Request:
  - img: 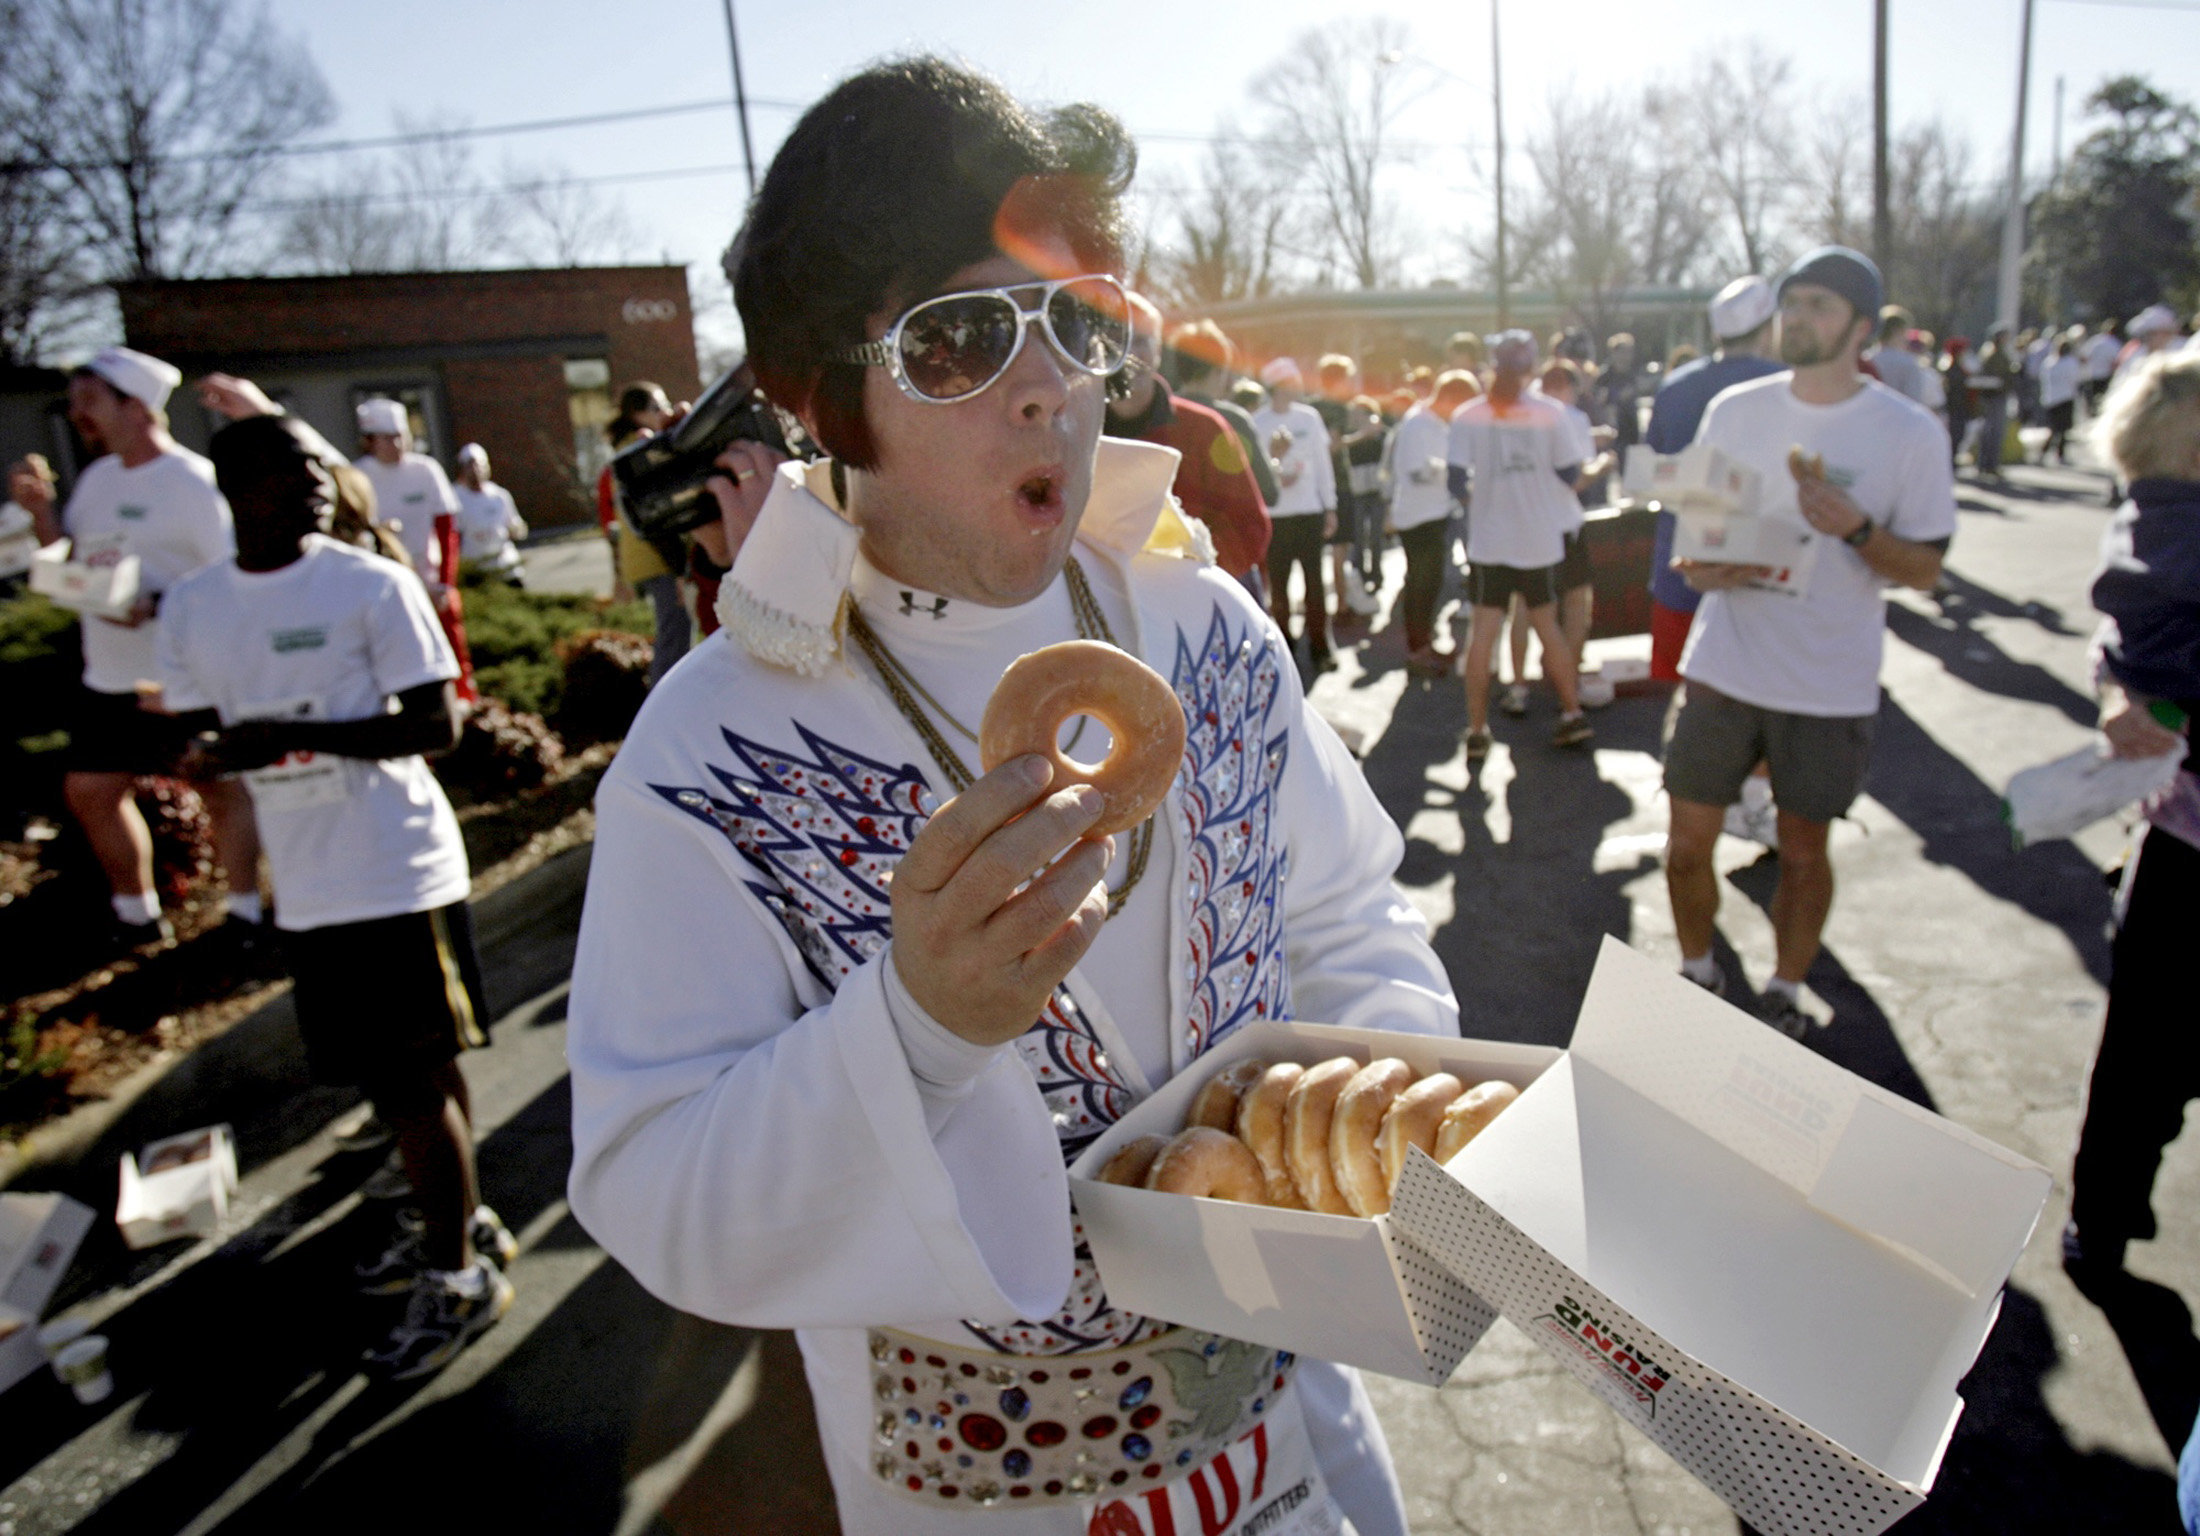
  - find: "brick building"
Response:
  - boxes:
[116,266,703,531]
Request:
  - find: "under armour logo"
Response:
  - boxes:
[899,592,948,619]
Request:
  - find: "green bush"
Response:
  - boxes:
[461,576,650,718]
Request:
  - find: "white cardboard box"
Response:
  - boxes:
[1624,442,1821,592]
[1386,938,2050,1536]
[116,1124,238,1250]
[1068,1023,1560,1385]
[29,539,140,618]
[0,1192,97,1395]
[1071,939,2048,1536]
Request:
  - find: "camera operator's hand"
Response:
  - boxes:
[888,755,1115,1048]
[693,439,784,570]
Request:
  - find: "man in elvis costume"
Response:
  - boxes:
[566,59,1457,1535]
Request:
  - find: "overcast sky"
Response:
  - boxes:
[261,0,2198,337]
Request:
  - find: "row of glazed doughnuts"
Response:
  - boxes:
[1096,1057,1520,1216]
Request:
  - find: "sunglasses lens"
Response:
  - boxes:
[897,294,1020,401]
[1048,279,1130,374]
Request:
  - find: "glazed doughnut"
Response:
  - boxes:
[1188,1058,1269,1132]
[1376,1072,1466,1192]
[1098,1133,1171,1187]
[1787,446,1827,483]
[1283,1058,1361,1215]
[1145,1127,1267,1203]
[1329,1059,1415,1216]
[978,640,1188,838]
[1234,1062,1308,1208]
[1431,1080,1521,1163]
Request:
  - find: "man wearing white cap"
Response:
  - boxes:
[1640,275,1783,683]
[2114,305,2185,389]
[17,346,261,948]
[352,399,459,592]
[451,443,527,585]
[1249,357,1340,675]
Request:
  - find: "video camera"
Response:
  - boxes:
[609,360,816,540]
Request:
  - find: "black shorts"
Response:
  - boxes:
[286,902,490,1090]
[1557,530,1592,592]
[1467,561,1560,611]
[1662,682,1877,824]
[65,684,194,775]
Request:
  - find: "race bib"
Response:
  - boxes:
[1085,1397,1340,1536]
[239,695,350,813]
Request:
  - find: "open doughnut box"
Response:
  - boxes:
[1067,937,2051,1536]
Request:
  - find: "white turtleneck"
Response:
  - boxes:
[848,546,1175,1090]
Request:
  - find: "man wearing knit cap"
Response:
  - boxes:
[1662,244,1955,1041]
[352,398,460,593]
[17,346,261,948]
[1250,356,1341,676]
[1642,275,1783,684]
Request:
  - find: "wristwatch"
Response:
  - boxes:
[1843,518,1875,549]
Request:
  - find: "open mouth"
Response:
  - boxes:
[1015,470,1065,526]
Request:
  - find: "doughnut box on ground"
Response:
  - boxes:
[0,1192,97,1394]
[1071,937,2051,1536]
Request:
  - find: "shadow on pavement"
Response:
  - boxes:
[1359,666,1665,1048]
[1898,1287,2179,1535]
[1885,583,2095,730]
[2073,1268,2200,1458]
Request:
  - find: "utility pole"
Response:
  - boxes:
[1492,0,1509,330]
[1995,0,2035,331]
[720,0,759,199]
[2051,74,2065,184]
[1873,0,1891,268]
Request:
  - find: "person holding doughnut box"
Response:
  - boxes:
[564,57,1456,1536]
[1662,245,1956,1041]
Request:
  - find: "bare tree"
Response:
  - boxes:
[1685,40,1797,275]
[1797,95,1871,251]
[1149,132,1293,309]
[492,164,641,268]
[1248,17,1422,290]
[1881,121,2000,338]
[277,120,637,274]
[3,0,334,283]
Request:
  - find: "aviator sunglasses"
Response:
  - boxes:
[834,274,1133,404]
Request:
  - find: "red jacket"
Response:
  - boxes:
[1106,388,1271,579]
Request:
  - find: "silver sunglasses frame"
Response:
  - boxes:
[834,274,1132,405]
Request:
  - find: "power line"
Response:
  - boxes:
[239,159,750,215]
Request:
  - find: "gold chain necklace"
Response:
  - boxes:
[847,556,1154,917]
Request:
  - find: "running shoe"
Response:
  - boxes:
[363,1257,514,1381]
[356,1206,519,1294]
[331,1108,394,1153]
[359,1153,414,1202]
[1682,964,1727,1000]
[1757,990,1813,1041]
[1551,714,1595,749]
[1499,683,1529,717]
[1463,727,1493,763]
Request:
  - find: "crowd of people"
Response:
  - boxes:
[3,47,2197,1531]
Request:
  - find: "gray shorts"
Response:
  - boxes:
[1663,682,1876,824]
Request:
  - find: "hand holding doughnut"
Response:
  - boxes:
[979,641,1186,838]
[889,754,1115,1048]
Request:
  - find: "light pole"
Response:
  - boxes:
[1491,0,1508,329]
[720,0,759,199]
[1872,0,1890,268]
[1995,0,2036,331]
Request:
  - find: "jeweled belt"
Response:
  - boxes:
[869,1325,1298,1510]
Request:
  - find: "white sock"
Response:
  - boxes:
[1764,976,1801,1002]
[225,891,264,925]
[431,1261,491,1297]
[112,891,160,926]
[1679,953,1719,986]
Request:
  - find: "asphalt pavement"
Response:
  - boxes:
[2,458,2188,1536]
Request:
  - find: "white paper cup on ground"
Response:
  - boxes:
[53,1335,113,1404]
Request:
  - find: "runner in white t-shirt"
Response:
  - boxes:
[160,412,515,1381]
[13,347,262,948]
[451,442,527,585]
[1445,330,1592,758]
[1662,246,1955,1040]
[1498,360,1613,717]
[352,400,459,590]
